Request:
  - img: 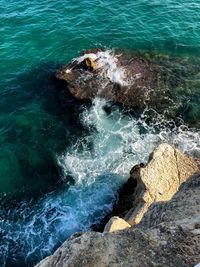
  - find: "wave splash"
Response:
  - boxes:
[72,50,129,86]
[0,98,199,267]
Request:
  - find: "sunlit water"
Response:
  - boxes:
[0,0,200,266]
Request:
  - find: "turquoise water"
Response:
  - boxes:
[0,0,200,266]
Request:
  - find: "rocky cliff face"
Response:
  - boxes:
[35,144,200,267]
[125,143,198,225]
[94,143,198,230]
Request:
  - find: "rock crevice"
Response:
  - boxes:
[35,144,200,267]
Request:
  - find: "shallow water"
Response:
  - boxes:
[0,0,200,266]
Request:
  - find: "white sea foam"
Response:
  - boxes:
[73,50,128,86]
[59,98,200,185]
[1,97,199,266]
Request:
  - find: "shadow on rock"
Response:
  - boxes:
[55,49,200,128]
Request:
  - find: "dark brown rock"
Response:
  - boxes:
[55,49,200,125]
[55,49,155,109]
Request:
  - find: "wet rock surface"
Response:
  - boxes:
[55,49,200,124]
[56,49,154,109]
[35,144,200,267]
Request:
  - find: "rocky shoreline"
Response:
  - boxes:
[56,49,200,127]
[34,49,200,267]
[35,143,200,267]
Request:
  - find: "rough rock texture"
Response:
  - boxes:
[103,216,131,233]
[35,144,200,267]
[125,143,199,225]
[55,49,200,122]
[56,50,154,109]
[93,144,198,231]
[36,172,200,267]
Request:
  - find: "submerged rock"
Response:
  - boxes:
[56,49,200,123]
[56,49,154,109]
[35,144,200,267]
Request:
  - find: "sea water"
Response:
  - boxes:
[0,0,200,266]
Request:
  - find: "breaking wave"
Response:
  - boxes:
[72,50,129,86]
[0,98,199,267]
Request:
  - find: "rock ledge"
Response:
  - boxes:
[35,144,200,267]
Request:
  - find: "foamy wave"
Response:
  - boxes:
[59,98,200,185]
[1,97,199,266]
[73,50,128,86]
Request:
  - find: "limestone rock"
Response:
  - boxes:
[35,144,199,267]
[95,144,198,230]
[141,172,200,230]
[125,143,198,225]
[35,172,200,267]
[103,216,131,233]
